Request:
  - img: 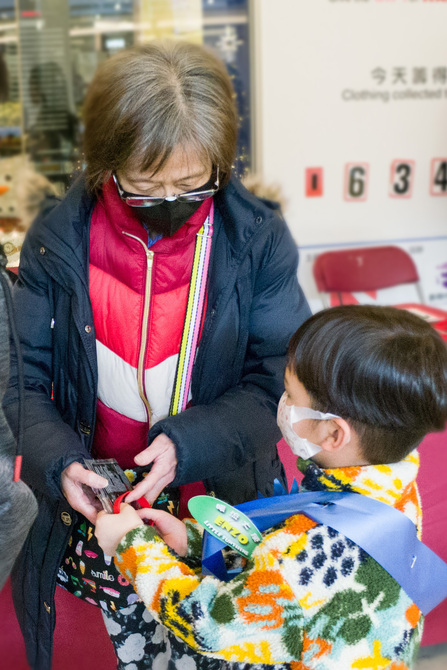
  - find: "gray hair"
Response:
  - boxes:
[82,40,238,193]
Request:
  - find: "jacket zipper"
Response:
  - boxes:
[122,232,154,424]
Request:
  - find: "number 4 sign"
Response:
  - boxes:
[344,163,369,202]
[430,159,447,196]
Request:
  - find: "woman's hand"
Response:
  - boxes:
[125,433,178,505]
[61,461,108,524]
[136,507,188,556]
[95,504,144,556]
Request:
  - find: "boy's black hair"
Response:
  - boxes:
[287,305,447,464]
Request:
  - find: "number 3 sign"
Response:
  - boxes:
[389,160,415,199]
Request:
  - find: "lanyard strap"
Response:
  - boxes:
[202,490,447,615]
[170,203,214,416]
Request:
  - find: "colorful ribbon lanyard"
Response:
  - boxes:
[169,202,214,416]
[197,486,447,616]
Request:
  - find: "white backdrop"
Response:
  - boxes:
[254,0,447,309]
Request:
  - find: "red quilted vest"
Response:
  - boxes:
[89,176,211,469]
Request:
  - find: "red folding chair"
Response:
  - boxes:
[312,245,447,340]
[313,245,424,308]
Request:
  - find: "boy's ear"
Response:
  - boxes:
[319,418,352,452]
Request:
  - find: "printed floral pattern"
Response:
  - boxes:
[56,481,180,611]
[115,451,423,669]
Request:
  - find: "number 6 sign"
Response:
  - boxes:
[344,163,369,202]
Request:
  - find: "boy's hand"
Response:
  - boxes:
[95,503,144,556]
[136,508,188,556]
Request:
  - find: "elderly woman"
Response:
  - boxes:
[5,41,310,669]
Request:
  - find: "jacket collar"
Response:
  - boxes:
[26,173,276,296]
[31,173,265,256]
[298,450,421,525]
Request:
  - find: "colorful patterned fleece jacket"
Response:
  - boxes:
[114,452,424,669]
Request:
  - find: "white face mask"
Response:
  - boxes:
[277,392,341,460]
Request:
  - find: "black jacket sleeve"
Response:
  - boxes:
[0,263,38,590]
[3,238,90,500]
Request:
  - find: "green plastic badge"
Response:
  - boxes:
[188,495,263,558]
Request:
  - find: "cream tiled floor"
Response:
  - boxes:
[415,644,447,669]
[415,657,447,670]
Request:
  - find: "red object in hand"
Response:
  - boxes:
[112,491,152,515]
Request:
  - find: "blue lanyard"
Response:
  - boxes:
[202,489,447,616]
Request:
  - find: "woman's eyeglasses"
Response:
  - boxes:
[113,167,219,208]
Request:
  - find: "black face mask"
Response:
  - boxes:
[130,198,204,237]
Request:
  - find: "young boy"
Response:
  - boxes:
[95,305,447,669]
